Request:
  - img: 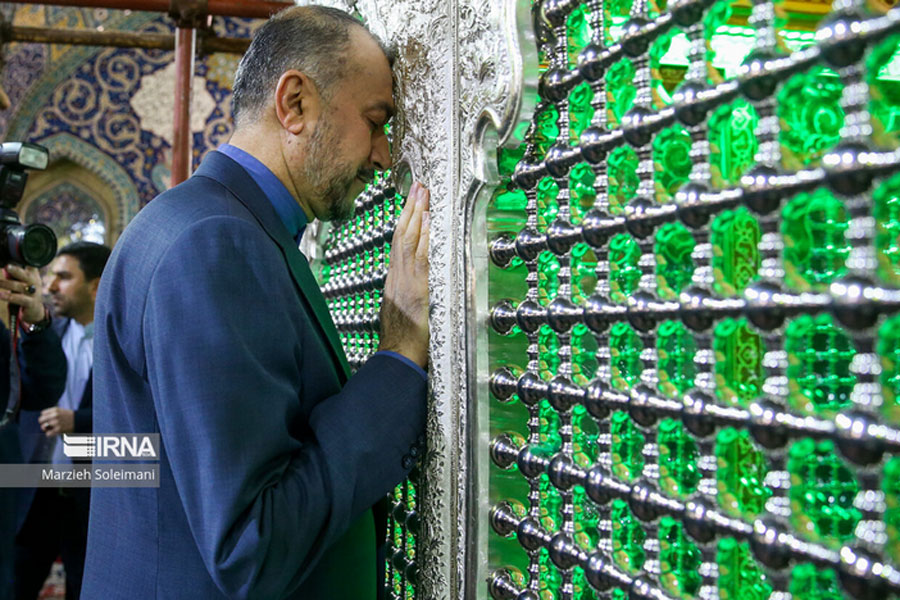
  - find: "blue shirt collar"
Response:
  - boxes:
[218,144,308,243]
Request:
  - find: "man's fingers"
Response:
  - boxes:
[402,186,427,254]
[416,212,430,266]
[394,182,420,239]
[1,291,29,305]
[6,264,29,279]
[0,279,32,294]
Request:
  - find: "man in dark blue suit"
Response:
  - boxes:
[0,264,67,600]
[83,6,430,599]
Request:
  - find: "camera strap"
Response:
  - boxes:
[0,305,20,429]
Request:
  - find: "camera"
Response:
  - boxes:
[0,142,56,267]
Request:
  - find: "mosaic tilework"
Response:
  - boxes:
[0,5,257,239]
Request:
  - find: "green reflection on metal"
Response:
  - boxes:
[608,146,640,214]
[785,313,855,416]
[717,538,771,600]
[657,320,697,398]
[653,124,693,202]
[716,428,770,517]
[708,98,759,186]
[777,66,844,167]
[782,188,849,289]
[711,207,761,296]
[655,222,695,299]
[788,439,861,543]
[713,318,764,407]
[874,171,900,286]
[609,233,642,303]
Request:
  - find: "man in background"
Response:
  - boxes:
[15,241,110,600]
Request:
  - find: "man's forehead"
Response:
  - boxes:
[52,255,78,273]
[345,28,394,106]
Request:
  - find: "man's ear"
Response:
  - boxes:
[274,70,322,136]
[88,277,101,303]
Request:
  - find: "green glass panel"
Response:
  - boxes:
[658,418,701,497]
[571,568,592,600]
[536,176,559,230]
[538,324,561,379]
[610,322,643,390]
[658,516,702,598]
[569,82,595,144]
[785,313,855,415]
[653,125,693,203]
[567,6,593,68]
[868,35,900,143]
[716,428,770,517]
[534,104,560,161]
[608,146,640,215]
[605,0,631,18]
[493,185,528,213]
[650,27,678,107]
[539,480,562,536]
[713,318,764,407]
[782,188,849,289]
[874,172,900,286]
[789,564,843,600]
[777,66,844,168]
[319,263,331,284]
[498,144,526,178]
[610,411,645,481]
[539,548,562,594]
[606,57,637,128]
[788,439,861,543]
[879,315,900,425]
[717,538,771,600]
[609,233,642,303]
[703,1,733,71]
[650,27,676,69]
[537,252,561,307]
[570,162,596,224]
[885,457,900,563]
[572,243,598,303]
[711,207,760,296]
[611,499,647,573]
[573,404,599,466]
[657,320,697,397]
[708,98,759,186]
[572,323,599,382]
[655,222,695,299]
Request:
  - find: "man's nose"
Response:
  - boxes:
[371,134,392,172]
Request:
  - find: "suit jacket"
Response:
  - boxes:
[0,320,67,600]
[82,150,427,599]
[15,317,93,532]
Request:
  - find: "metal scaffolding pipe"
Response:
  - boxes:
[171,26,195,186]
[0,24,249,53]
[1,0,292,19]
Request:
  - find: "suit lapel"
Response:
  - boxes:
[283,250,352,380]
[193,152,351,381]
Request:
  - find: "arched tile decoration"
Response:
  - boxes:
[37,132,140,236]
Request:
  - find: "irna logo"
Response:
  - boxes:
[62,434,158,459]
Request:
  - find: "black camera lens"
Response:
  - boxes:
[20,223,56,267]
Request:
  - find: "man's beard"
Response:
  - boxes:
[302,115,364,222]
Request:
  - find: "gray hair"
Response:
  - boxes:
[232,6,392,127]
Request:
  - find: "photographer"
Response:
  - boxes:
[0,264,67,600]
[13,242,108,600]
